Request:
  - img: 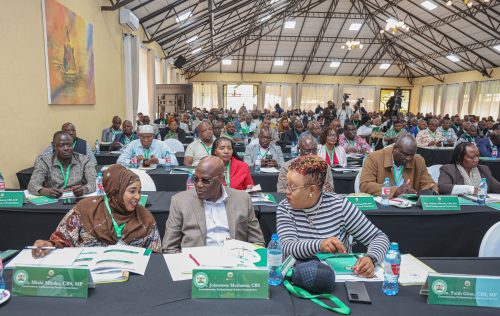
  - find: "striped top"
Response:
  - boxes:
[277,193,389,263]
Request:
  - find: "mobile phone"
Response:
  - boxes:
[345,281,371,304]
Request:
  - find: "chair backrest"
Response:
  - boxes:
[479,221,500,257]
[354,171,361,193]
[130,169,157,191]
[427,164,442,183]
[164,139,185,153]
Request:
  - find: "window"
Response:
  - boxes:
[192,82,219,110]
[225,84,257,112]
[300,84,335,111]
[263,83,292,111]
[379,88,410,113]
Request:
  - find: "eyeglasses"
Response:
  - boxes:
[300,148,318,155]
[192,175,222,185]
[285,184,315,193]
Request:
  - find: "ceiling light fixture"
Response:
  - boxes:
[330,61,341,68]
[261,14,272,22]
[349,23,363,31]
[191,47,201,55]
[446,54,460,62]
[274,59,284,66]
[175,11,191,23]
[284,21,296,29]
[379,63,391,69]
[186,35,198,44]
[222,59,232,65]
[494,45,500,52]
[341,40,363,50]
[384,18,410,34]
[421,1,437,10]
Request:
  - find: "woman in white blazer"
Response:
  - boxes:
[317,128,347,167]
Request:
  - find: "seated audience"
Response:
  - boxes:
[360,134,438,197]
[29,131,97,198]
[254,118,279,143]
[284,120,304,144]
[357,115,373,139]
[477,130,500,158]
[192,111,205,132]
[383,120,407,146]
[41,122,96,165]
[244,128,285,167]
[410,119,427,137]
[416,119,445,147]
[239,114,257,136]
[451,116,463,136]
[184,121,215,167]
[211,137,254,190]
[154,112,167,126]
[339,122,372,154]
[117,125,178,167]
[438,117,458,146]
[162,157,265,253]
[317,128,347,167]
[222,122,244,142]
[112,120,137,148]
[136,112,144,126]
[278,117,291,140]
[276,155,389,276]
[456,122,479,145]
[438,142,500,194]
[300,121,322,143]
[31,164,161,258]
[212,120,224,139]
[277,135,334,193]
[164,120,186,143]
[101,116,122,142]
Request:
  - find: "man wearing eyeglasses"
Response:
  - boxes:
[162,156,265,253]
[244,128,285,168]
[277,135,334,193]
[359,134,437,198]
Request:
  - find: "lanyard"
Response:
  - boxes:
[57,160,71,189]
[346,139,356,148]
[144,149,150,160]
[104,195,126,238]
[123,135,131,145]
[225,162,231,188]
[294,130,300,140]
[326,146,335,165]
[72,140,76,149]
[393,164,404,187]
[428,129,436,140]
[260,146,270,159]
[201,142,212,155]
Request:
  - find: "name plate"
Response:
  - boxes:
[0,191,24,208]
[419,195,460,211]
[428,273,500,308]
[12,266,89,298]
[192,268,269,299]
[347,196,378,211]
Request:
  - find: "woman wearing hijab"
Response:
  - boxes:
[31,164,161,257]
[211,137,254,190]
[438,142,500,195]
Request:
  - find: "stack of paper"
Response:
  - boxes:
[373,196,414,208]
[464,194,500,204]
[260,167,280,173]
[170,167,194,174]
[24,190,58,205]
[399,254,436,286]
[250,193,278,206]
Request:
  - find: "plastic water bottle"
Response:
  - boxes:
[478,178,488,206]
[255,153,262,174]
[291,141,298,158]
[0,172,5,191]
[267,233,283,286]
[243,135,249,145]
[492,146,498,158]
[186,173,195,191]
[0,258,5,292]
[382,242,401,296]
[371,143,376,152]
[95,139,100,154]
[96,172,105,196]
[381,177,391,207]
[164,150,172,172]
[157,133,162,141]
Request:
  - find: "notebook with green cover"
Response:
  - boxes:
[316,253,362,275]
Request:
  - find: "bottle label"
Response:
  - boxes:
[268,253,282,266]
[385,263,400,276]
[382,187,391,196]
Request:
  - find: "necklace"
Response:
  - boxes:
[307,209,319,225]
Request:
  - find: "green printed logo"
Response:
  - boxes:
[14,270,28,286]
[193,272,208,288]
[432,279,447,295]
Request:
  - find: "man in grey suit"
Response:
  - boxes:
[277,135,335,193]
[162,156,265,253]
[244,128,285,167]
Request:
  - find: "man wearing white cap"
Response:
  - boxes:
[117,125,179,167]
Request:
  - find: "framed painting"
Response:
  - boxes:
[42,0,95,104]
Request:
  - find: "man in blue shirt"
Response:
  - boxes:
[477,130,500,158]
[117,125,178,168]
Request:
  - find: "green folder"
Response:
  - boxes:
[28,196,58,206]
[316,253,361,275]
[139,195,148,206]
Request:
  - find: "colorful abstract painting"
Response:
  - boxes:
[42,0,95,104]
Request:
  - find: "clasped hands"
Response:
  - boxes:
[39,185,85,198]
[136,154,159,166]
[320,237,375,278]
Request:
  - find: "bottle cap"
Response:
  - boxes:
[390,242,399,250]
[271,233,279,241]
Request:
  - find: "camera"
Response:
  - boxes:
[356,98,364,105]
[342,93,351,102]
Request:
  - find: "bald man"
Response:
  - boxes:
[360,134,438,198]
[184,121,215,167]
[477,130,500,158]
[277,135,335,193]
[415,119,445,147]
[162,156,265,253]
[101,116,122,142]
[41,122,96,165]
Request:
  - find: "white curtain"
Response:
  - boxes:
[471,80,500,119]
[147,50,156,117]
[263,83,292,111]
[419,85,435,114]
[442,84,460,115]
[192,82,219,109]
[342,85,377,112]
[300,84,335,111]
[123,34,139,124]
[138,47,150,115]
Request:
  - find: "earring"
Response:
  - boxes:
[308,193,313,198]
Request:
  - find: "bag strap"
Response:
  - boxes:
[283,269,351,315]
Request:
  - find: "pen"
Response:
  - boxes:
[25,246,56,250]
[189,254,200,266]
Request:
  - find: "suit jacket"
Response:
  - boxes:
[359,146,438,197]
[438,164,500,194]
[243,143,285,166]
[227,157,254,190]
[277,156,334,193]
[476,137,499,158]
[162,188,265,253]
[284,129,301,145]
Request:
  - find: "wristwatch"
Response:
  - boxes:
[365,253,378,265]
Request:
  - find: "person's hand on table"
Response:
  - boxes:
[353,256,375,278]
[72,185,85,197]
[345,147,357,154]
[265,159,278,167]
[428,141,437,146]
[394,179,416,197]
[135,155,144,162]
[320,237,346,254]
[39,188,63,198]
[146,155,159,165]
[31,240,54,258]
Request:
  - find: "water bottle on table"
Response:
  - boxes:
[95,139,100,154]
[96,172,105,196]
[382,242,401,296]
[0,171,5,191]
[186,173,195,191]
[164,150,172,172]
[492,146,498,158]
[381,177,391,207]
[255,153,262,174]
[267,233,283,286]
[0,258,5,292]
[477,178,488,206]
[291,141,298,158]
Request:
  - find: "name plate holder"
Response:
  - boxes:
[428,272,500,308]
[12,265,90,298]
[192,268,269,299]
[0,191,24,208]
[347,196,378,211]
[418,195,460,211]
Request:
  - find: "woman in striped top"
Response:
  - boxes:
[277,155,389,278]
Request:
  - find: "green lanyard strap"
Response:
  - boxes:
[104,196,126,239]
[260,147,270,159]
[393,165,404,187]
[144,149,150,160]
[326,146,336,165]
[225,162,231,188]
[57,160,71,189]
[283,269,351,315]
[201,142,212,155]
